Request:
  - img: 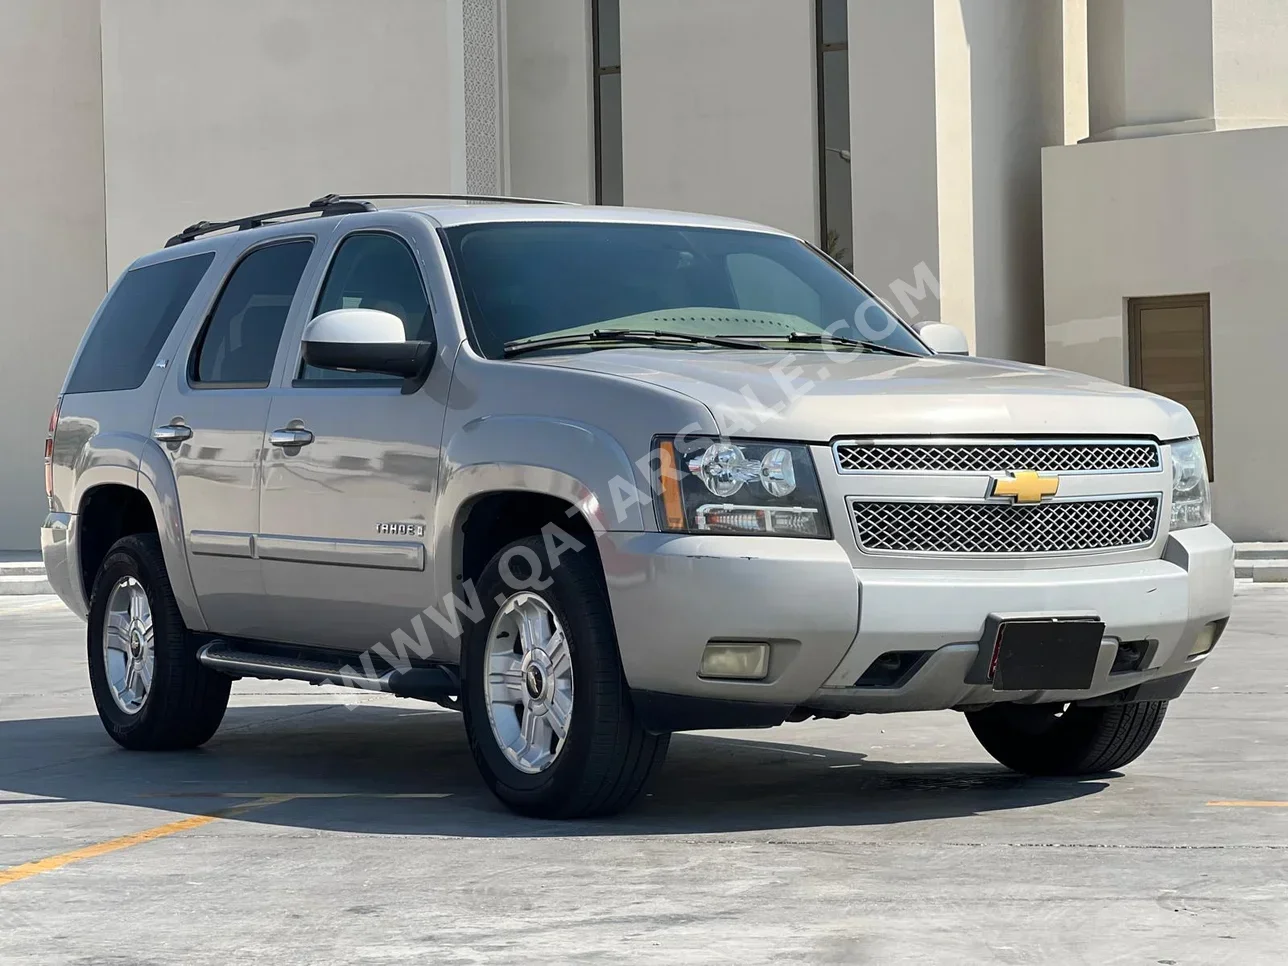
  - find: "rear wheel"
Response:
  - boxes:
[462,535,669,818]
[966,700,1169,776]
[87,534,231,750]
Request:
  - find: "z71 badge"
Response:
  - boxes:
[376,522,426,538]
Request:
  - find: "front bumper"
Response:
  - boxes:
[599,525,1233,731]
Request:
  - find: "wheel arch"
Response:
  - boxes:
[432,416,654,663]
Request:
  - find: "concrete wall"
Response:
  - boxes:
[850,0,1067,361]
[1043,125,1288,539]
[1088,0,1215,138]
[849,1,943,322]
[618,0,818,241]
[504,0,594,203]
[1088,0,1288,140]
[1212,0,1288,124]
[100,0,459,277]
[0,0,106,551]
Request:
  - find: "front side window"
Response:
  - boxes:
[300,232,431,383]
[443,222,926,359]
[192,240,314,387]
[67,252,214,394]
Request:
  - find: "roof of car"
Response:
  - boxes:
[404,202,792,235]
[138,196,798,271]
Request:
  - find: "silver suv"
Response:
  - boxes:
[42,194,1234,818]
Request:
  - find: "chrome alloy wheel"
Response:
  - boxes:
[483,592,575,774]
[102,576,155,715]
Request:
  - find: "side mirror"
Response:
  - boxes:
[916,321,971,356]
[302,309,435,394]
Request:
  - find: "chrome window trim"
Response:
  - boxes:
[831,437,1164,476]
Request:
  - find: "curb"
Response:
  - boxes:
[0,573,54,596]
[1251,562,1288,584]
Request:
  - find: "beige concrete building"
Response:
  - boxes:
[0,0,1282,547]
[1044,0,1288,540]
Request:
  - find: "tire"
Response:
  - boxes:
[966,700,1169,776]
[462,535,669,818]
[87,533,231,750]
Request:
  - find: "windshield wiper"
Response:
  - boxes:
[503,328,764,358]
[716,332,921,357]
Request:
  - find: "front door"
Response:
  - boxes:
[256,228,450,652]
[152,238,317,637]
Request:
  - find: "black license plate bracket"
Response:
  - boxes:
[989,617,1105,692]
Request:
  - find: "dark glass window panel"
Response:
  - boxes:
[595,0,621,68]
[67,253,214,394]
[192,241,312,386]
[821,47,853,269]
[301,233,431,382]
[443,223,924,358]
[820,0,849,47]
[597,71,624,206]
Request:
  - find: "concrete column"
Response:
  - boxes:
[1087,0,1288,140]
[618,0,818,241]
[0,0,106,550]
[849,1,947,327]
[504,0,595,203]
[850,0,1070,362]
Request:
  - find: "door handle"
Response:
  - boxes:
[269,428,315,448]
[154,423,193,444]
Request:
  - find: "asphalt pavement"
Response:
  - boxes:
[1,586,1286,964]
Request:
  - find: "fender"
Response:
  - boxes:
[69,430,143,515]
[64,431,144,618]
[137,438,208,632]
[431,415,648,662]
[70,432,206,631]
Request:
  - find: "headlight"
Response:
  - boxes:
[1169,437,1211,530]
[655,437,831,538]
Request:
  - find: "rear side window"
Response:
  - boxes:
[65,252,214,394]
[192,240,313,387]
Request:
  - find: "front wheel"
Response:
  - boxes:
[966,700,1169,776]
[462,535,669,818]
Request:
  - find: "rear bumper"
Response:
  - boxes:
[41,512,87,619]
[600,525,1233,730]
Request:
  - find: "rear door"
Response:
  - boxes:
[152,237,317,637]
[255,221,452,651]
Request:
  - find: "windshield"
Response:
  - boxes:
[442,222,929,359]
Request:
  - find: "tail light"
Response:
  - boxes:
[45,397,61,510]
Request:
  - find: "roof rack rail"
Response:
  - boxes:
[164,195,376,248]
[320,192,579,207]
[164,191,580,248]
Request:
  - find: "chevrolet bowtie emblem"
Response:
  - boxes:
[989,470,1060,504]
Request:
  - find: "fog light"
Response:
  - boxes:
[699,643,770,680]
[1188,621,1221,658]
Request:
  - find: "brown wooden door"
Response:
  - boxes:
[1128,294,1214,477]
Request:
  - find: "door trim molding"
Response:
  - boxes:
[255,533,425,572]
[189,530,256,559]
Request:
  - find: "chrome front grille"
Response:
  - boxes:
[834,440,1161,474]
[851,498,1161,555]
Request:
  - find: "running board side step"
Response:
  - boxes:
[196,639,459,701]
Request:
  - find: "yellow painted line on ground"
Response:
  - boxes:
[0,795,294,889]
[1207,801,1288,808]
[140,792,453,800]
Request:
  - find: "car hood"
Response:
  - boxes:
[522,348,1198,440]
